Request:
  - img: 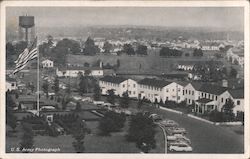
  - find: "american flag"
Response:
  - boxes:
[13,37,38,74]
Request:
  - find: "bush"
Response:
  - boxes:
[98,111,126,136]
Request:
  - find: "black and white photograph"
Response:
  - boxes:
[1,1,249,158]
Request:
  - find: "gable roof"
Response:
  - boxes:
[198,84,228,95]
[100,76,127,84]
[190,82,203,90]
[138,78,171,88]
[196,98,213,104]
[229,89,244,99]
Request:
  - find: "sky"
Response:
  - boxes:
[6,7,244,31]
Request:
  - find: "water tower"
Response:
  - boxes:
[19,15,35,44]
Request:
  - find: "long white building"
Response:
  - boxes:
[99,76,138,98]
[98,76,244,115]
[56,67,103,77]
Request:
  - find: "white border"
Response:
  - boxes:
[0,1,249,159]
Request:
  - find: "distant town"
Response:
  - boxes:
[6,12,244,154]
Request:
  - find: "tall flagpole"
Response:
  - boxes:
[37,37,40,116]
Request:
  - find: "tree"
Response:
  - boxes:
[83,37,99,55]
[75,102,81,111]
[20,123,34,152]
[107,89,115,104]
[136,45,147,55]
[222,98,235,122]
[103,41,112,53]
[123,44,135,55]
[53,76,60,96]
[98,111,126,136]
[6,110,17,132]
[193,48,203,57]
[126,113,156,153]
[72,120,87,153]
[79,75,88,95]
[84,69,91,76]
[119,91,130,108]
[137,99,143,109]
[93,84,101,101]
[159,47,183,57]
[42,81,49,99]
[230,67,238,78]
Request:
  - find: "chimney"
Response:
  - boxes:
[222,79,228,87]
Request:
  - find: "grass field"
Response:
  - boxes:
[67,49,225,75]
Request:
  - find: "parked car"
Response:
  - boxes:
[160,119,179,127]
[93,101,105,106]
[149,113,162,122]
[171,128,187,134]
[169,144,192,152]
[174,134,191,144]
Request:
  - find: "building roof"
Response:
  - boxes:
[190,82,203,90]
[138,78,172,88]
[228,89,244,99]
[59,66,102,71]
[196,98,213,103]
[100,76,127,84]
[175,81,189,87]
[198,84,228,95]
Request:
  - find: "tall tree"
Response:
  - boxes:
[83,37,99,55]
[222,98,235,121]
[93,84,101,101]
[120,91,130,108]
[42,81,49,99]
[103,41,112,53]
[126,113,156,153]
[72,120,87,153]
[107,89,115,104]
[20,124,34,151]
[136,45,148,55]
[123,44,135,55]
[53,76,60,96]
[230,67,238,78]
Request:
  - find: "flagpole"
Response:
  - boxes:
[37,37,40,116]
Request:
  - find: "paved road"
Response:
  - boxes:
[138,104,244,153]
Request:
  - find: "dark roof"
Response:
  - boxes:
[175,81,189,87]
[59,66,102,71]
[99,76,127,84]
[138,78,171,88]
[229,89,244,99]
[190,82,203,90]
[196,98,213,103]
[198,84,227,95]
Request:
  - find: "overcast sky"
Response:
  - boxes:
[6,7,244,31]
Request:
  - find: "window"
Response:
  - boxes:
[192,91,194,95]
[123,84,125,88]
[208,94,210,99]
[133,91,136,95]
[129,91,131,95]
[177,96,180,100]
[11,83,15,86]
[221,98,224,103]
[172,89,175,92]
[183,90,185,95]
[237,100,240,105]
[133,84,136,88]
[178,88,181,92]
[215,96,218,100]
[186,90,188,94]
[189,99,191,103]
[189,90,191,95]
[166,89,169,92]
[202,93,204,97]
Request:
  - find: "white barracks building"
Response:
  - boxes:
[99,76,138,98]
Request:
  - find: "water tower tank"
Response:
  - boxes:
[19,16,34,28]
